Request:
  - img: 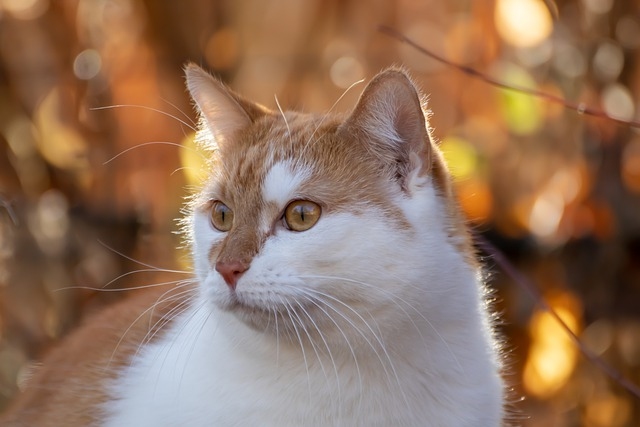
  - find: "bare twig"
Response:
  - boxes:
[381,23,640,400]
[0,196,17,226]
[476,235,640,400]
[379,25,640,129]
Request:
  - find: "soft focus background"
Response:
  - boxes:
[1,0,639,425]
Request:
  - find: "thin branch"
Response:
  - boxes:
[0,196,18,226]
[475,235,640,400]
[379,25,640,129]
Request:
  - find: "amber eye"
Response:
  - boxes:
[210,201,233,232]
[284,200,321,231]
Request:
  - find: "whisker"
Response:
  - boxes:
[170,166,202,177]
[274,94,293,147]
[177,302,215,395]
[97,240,193,274]
[274,305,280,367]
[278,294,312,401]
[303,78,364,153]
[101,270,192,290]
[300,274,461,372]
[143,286,199,341]
[152,298,208,397]
[287,288,363,413]
[106,284,195,370]
[55,278,192,293]
[91,104,196,131]
[284,299,334,405]
[293,286,411,412]
[159,97,197,127]
[103,141,206,165]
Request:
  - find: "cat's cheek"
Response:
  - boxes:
[191,211,224,282]
[201,273,226,304]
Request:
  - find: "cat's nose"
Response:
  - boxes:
[215,260,249,290]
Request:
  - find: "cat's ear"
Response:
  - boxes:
[342,69,432,184]
[185,63,268,146]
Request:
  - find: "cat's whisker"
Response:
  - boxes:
[152,296,208,386]
[304,275,456,370]
[91,104,196,132]
[288,298,341,415]
[289,288,396,393]
[274,94,293,148]
[303,78,365,151]
[106,284,196,370]
[55,278,191,293]
[278,295,313,401]
[159,97,198,127]
[285,299,337,414]
[101,268,192,289]
[294,300,341,384]
[289,288,364,413]
[138,285,198,350]
[272,305,280,368]
[177,302,215,397]
[103,141,206,165]
[292,287,411,412]
[301,274,463,373]
[97,240,194,274]
[170,166,199,177]
[142,286,199,347]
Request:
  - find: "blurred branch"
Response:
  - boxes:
[476,235,640,400]
[0,196,17,226]
[379,25,640,130]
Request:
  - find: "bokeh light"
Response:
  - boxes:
[495,0,553,48]
[1,2,639,426]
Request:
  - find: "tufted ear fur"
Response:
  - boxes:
[340,69,432,188]
[185,63,270,147]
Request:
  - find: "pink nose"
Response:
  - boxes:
[215,260,249,290]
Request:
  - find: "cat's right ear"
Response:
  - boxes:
[185,64,268,146]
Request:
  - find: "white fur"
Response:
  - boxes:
[102,172,503,426]
[262,160,311,207]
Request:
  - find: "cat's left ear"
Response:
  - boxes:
[341,68,432,185]
[185,63,269,146]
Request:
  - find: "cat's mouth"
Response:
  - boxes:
[216,291,316,334]
[217,291,275,319]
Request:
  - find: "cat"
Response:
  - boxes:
[0,65,505,426]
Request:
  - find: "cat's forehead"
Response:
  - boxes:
[261,160,311,206]
[213,115,337,194]
[204,111,394,217]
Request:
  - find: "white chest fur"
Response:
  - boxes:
[103,283,502,427]
[102,65,505,427]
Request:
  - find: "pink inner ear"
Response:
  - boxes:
[185,65,252,146]
[343,69,431,179]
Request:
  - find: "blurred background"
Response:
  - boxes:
[0,0,639,425]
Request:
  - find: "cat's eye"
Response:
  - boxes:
[210,201,234,232]
[284,200,321,231]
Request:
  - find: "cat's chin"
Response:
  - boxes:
[213,292,279,332]
[213,292,320,338]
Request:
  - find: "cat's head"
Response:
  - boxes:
[185,64,475,345]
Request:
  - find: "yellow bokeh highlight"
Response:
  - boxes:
[179,132,209,187]
[34,87,88,171]
[498,65,543,135]
[523,291,582,398]
[439,136,479,180]
[495,0,553,48]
